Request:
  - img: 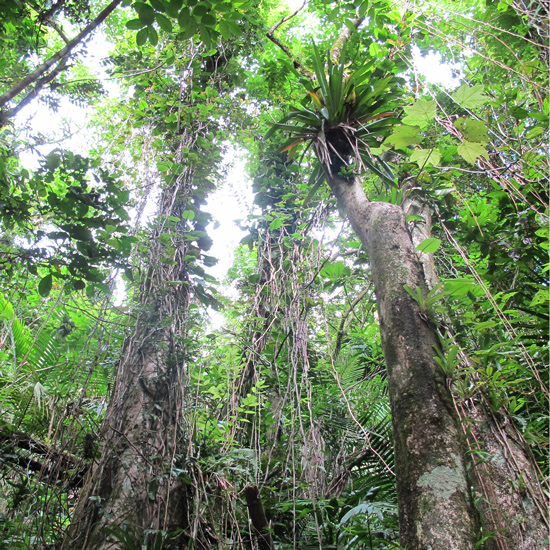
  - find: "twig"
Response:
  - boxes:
[266,1,313,78]
[334,286,372,357]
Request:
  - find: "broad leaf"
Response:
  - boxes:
[384,125,421,150]
[457,140,489,164]
[126,18,146,30]
[451,84,488,109]
[137,3,156,25]
[269,218,282,231]
[148,25,159,46]
[38,274,53,297]
[410,148,441,167]
[416,238,441,253]
[453,118,488,144]
[156,13,173,32]
[402,100,437,129]
[136,27,148,46]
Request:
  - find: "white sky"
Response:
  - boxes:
[205,150,253,282]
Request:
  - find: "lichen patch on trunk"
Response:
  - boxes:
[417,462,466,499]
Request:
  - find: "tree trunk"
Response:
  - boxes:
[401,182,438,290]
[62,167,196,550]
[401,185,549,549]
[327,173,479,549]
[244,485,274,550]
[463,400,549,549]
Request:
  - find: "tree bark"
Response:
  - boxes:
[463,400,549,549]
[327,173,479,549]
[62,164,196,550]
[401,185,549,549]
[401,182,438,289]
[244,485,274,550]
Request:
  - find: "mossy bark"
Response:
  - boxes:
[327,174,478,549]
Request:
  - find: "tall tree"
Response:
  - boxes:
[263,0,548,547]
[0,1,547,549]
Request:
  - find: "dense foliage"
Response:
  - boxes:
[0,0,547,548]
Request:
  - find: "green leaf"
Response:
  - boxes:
[136,27,148,46]
[474,320,497,330]
[526,125,544,138]
[344,19,355,32]
[202,13,216,26]
[369,41,380,56]
[304,163,325,204]
[321,261,346,280]
[225,20,241,37]
[193,5,208,16]
[269,218,282,231]
[384,125,422,150]
[156,13,173,32]
[218,19,231,39]
[70,225,93,241]
[416,238,441,253]
[126,18,146,30]
[451,84,488,109]
[149,0,166,11]
[453,118,488,144]
[137,3,156,25]
[402,100,437,129]
[178,6,190,25]
[199,26,212,50]
[410,148,441,167]
[457,141,489,165]
[38,274,53,297]
[530,289,549,307]
[73,279,86,290]
[148,25,159,45]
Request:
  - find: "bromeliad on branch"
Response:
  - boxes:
[265,43,402,197]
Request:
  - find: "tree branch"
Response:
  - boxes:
[47,19,71,44]
[0,0,122,115]
[330,17,365,64]
[0,427,82,472]
[266,2,313,79]
[5,55,70,122]
[268,0,307,35]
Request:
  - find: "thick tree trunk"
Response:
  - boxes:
[62,305,190,549]
[327,173,478,549]
[464,401,549,549]
[401,186,549,549]
[62,169,196,550]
